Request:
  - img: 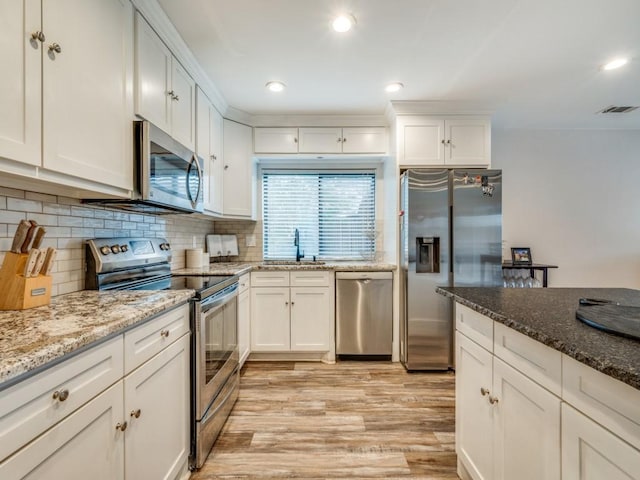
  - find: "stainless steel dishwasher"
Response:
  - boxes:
[336,271,393,357]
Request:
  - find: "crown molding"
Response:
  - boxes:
[390,100,495,116]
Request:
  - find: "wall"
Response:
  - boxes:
[492,129,640,288]
[0,187,215,296]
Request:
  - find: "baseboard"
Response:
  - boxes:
[247,351,328,362]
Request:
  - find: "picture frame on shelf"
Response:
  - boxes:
[511,247,532,265]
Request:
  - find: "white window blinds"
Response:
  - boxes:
[262,172,376,260]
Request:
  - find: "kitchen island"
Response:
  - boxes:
[438,286,640,480]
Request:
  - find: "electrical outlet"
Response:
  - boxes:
[246,234,256,247]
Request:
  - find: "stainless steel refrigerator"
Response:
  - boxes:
[400,169,502,370]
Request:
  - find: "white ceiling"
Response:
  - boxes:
[157,0,640,128]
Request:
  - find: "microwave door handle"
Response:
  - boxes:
[187,154,202,208]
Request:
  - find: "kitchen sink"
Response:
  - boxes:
[263,260,326,265]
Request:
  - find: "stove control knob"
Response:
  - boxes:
[158,243,165,250]
[120,245,128,253]
[164,242,171,251]
[100,245,111,255]
[111,245,121,254]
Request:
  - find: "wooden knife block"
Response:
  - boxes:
[0,252,52,310]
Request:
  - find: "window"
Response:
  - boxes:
[262,172,376,260]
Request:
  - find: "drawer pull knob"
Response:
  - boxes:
[31,31,45,42]
[52,389,69,402]
[48,43,62,54]
[489,395,499,405]
[130,409,142,419]
[480,387,490,396]
[115,422,128,432]
[160,329,170,338]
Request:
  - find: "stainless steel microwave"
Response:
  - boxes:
[84,121,203,214]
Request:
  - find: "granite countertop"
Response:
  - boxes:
[0,290,194,387]
[437,287,640,390]
[172,261,397,276]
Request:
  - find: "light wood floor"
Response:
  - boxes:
[191,361,458,479]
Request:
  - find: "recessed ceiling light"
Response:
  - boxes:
[332,14,356,33]
[602,58,628,71]
[385,82,404,93]
[265,81,286,92]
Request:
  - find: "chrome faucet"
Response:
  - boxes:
[294,228,304,262]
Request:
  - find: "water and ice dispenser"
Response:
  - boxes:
[416,236,440,273]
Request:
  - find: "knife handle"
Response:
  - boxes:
[43,248,57,276]
[32,226,46,249]
[21,220,39,253]
[23,249,39,277]
[33,249,47,276]
[11,220,31,254]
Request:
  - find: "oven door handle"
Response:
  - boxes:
[200,285,238,312]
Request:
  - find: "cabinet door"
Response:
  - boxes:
[341,127,387,153]
[250,287,290,351]
[238,288,251,366]
[398,117,445,165]
[124,334,190,480]
[223,119,254,217]
[170,60,195,150]
[290,287,331,351]
[134,12,171,133]
[0,0,41,167]
[209,106,224,214]
[42,0,133,190]
[562,403,640,480]
[0,382,124,480]
[254,127,299,153]
[455,332,494,480]
[492,357,561,480]
[298,127,342,153]
[444,117,491,166]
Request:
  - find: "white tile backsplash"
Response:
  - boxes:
[0,188,215,297]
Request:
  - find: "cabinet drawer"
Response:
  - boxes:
[251,271,289,287]
[124,304,190,374]
[238,273,251,293]
[0,336,123,462]
[562,354,640,450]
[494,322,561,396]
[290,271,331,287]
[455,303,493,351]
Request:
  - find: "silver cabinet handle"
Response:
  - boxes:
[285,301,289,306]
[291,301,295,306]
[446,139,451,145]
[337,138,342,143]
[173,94,179,101]
[224,165,229,170]
[167,90,175,97]
[160,329,170,338]
[52,389,69,402]
[293,137,298,143]
[31,31,45,42]
[48,43,62,54]
[210,155,217,160]
[489,395,499,405]
[342,137,347,142]
[130,409,141,419]
[441,139,446,144]
[115,421,128,432]
[480,387,490,396]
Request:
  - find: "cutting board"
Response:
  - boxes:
[576,304,640,341]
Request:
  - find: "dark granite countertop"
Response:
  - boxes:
[437,287,640,390]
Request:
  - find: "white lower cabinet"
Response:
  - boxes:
[0,304,190,480]
[0,382,125,480]
[250,271,333,353]
[124,333,189,480]
[562,403,640,480]
[455,301,640,480]
[237,273,251,366]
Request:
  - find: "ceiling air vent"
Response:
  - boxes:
[597,105,639,114]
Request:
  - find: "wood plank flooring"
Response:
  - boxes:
[191,361,458,479]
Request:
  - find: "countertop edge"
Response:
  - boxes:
[173,262,397,276]
[436,287,640,390]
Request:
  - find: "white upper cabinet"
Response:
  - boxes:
[223,119,254,218]
[298,127,343,153]
[254,127,298,153]
[196,87,224,215]
[254,127,387,154]
[0,0,41,167]
[398,116,490,166]
[134,12,195,150]
[0,0,134,195]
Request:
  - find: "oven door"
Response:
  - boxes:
[138,121,203,212]
[195,283,239,418]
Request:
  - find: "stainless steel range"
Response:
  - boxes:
[85,237,239,470]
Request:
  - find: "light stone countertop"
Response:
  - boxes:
[172,261,397,276]
[0,289,194,388]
